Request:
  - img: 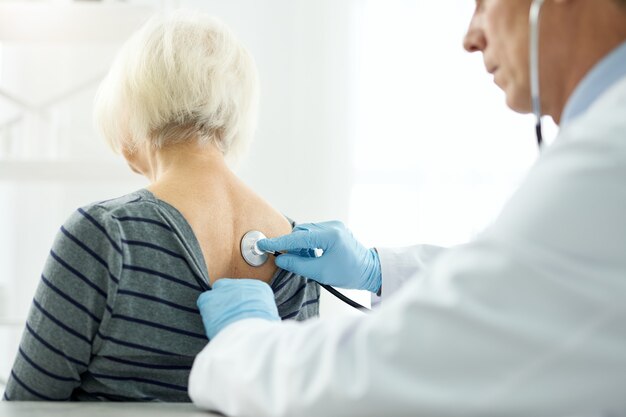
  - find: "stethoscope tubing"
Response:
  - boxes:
[268,251,370,312]
[530,0,546,148]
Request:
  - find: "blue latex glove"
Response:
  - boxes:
[257,221,382,293]
[197,279,279,340]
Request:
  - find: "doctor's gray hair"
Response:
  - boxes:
[93,11,259,164]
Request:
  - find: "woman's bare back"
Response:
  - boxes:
[148,174,292,285]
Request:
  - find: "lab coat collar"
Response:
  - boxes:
[561,40,626,127]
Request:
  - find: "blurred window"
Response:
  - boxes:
[348,0,556,247]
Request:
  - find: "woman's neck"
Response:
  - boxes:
[144,141,250,217]
[146,142,232,184]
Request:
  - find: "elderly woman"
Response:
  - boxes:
[4,11,319,402]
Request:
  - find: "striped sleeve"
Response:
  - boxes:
[5,207,122,401]
[271,271,320,321]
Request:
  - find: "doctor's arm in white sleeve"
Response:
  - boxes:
[374,244,446,302]
[189,109,626,417]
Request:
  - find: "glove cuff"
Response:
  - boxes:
[364,248,383,294]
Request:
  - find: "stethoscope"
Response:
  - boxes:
[239,2,548,313]
[530,0,546,149]
[241,230,370,312]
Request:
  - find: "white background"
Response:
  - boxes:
[0,0,557,386]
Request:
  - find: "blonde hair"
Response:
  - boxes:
[93,11,259,164]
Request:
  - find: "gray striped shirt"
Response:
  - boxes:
[4,189,319,402]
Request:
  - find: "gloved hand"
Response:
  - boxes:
[257,221,382,293]
[197,279,279,340]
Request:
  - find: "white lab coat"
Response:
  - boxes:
[189,76,626,417]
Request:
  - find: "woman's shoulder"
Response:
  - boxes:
[58,189,176,245]
[66,189,167,226]
[87,189,159,215]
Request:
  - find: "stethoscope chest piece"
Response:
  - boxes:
[241,230,269,267]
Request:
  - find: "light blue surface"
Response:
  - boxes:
[561,41,626,126]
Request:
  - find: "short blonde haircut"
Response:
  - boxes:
[93,11,259,164]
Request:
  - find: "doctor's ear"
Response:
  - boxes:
[548,0,575,6]
[545,0,580,14]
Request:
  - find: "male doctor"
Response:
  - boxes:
[189,0,626,416]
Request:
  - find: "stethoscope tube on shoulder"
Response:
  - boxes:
[530,0,546,148]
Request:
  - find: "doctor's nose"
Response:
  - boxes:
[463,16,486,53]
